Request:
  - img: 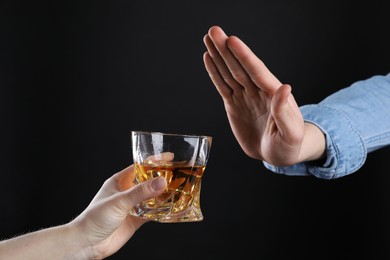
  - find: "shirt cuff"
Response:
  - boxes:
[263,104,367,179]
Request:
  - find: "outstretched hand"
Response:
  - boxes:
[203,26,324,166]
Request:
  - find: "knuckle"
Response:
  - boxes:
[231,71,246,84]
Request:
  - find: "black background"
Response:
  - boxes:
[1,0,390,259]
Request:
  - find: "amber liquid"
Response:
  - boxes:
[130,162,206,223]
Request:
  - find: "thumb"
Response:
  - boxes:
[119,177,167,211]
[271,84,304,143]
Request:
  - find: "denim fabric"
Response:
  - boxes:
[263,73,390,179]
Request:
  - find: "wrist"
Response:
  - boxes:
[61,221,95,259]
[299,122,326,162]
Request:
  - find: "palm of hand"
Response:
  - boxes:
[224,85,304,166]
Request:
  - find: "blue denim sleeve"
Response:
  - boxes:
[263,73,390,179]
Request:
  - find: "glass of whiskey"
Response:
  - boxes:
[130,131,212,223]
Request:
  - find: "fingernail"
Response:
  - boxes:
[151,177,167,191]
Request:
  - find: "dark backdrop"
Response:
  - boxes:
[1,1,390,259]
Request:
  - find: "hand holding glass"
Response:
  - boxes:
[130,131,212,223]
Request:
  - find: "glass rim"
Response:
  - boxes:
[131,130,212,139]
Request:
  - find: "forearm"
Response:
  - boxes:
[0,223,92,260]
[319,73,390,153]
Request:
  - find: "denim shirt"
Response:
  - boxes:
[263,73,390,179]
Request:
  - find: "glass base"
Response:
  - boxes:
[129,204,203,223]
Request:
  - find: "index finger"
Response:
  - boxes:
[226,35,282,94]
